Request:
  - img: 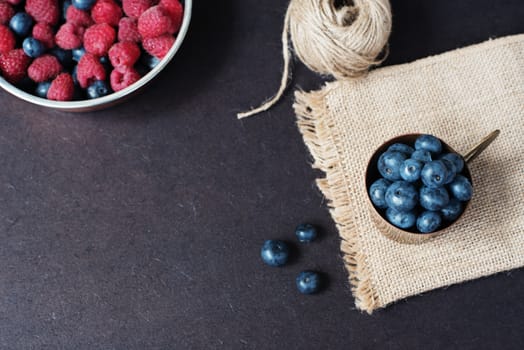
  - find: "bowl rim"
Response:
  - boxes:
[0,0,193,111]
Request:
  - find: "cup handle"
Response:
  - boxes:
[462,130,500,164]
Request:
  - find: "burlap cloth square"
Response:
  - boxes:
[294,34,524,313]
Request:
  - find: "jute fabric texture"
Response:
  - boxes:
[294,34,524,313]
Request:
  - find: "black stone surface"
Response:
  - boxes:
[0,1,523,349]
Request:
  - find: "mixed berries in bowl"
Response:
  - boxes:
[0,0,191,110]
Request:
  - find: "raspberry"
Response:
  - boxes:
[27,54,62,82]
[142,34,174,59]
[47,72,74,101]
[110,66,140,91]
[25,0,60,26]
[0,2,14,25]
[91,0,122,27]
[117,17,140,43]
[66,5,94,27]
[138,6,175,39]
[84,23,116,56]
[0,49,31,83]
[159,0,183,32]
[32,23,55,49]
[108,41,140,68]
[77,52,106,88]
[0,24,15,54]
[122,0,152,19]
[55,23,85,49]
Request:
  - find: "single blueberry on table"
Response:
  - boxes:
[411,149,432,163]
[295,223,317,243]
[441,153,465,173]
[22,37,45,58]
[9,13,34,37]
[377,151,407,181]
[260,240,289,267]
[386,207,416,229]
[86,80,111,99]
[421,160,449,188]
[415,134,443,154]
[440,158,457,184]
[399,158,423,182]
[369,178,391,208]
[449,175,473,201]
[35,81,51,98]
[385,181,418,212]
[417,211,442,233]
[72,0,97,11]
[388,143,414,156]
[72,47,86,62]
[420,186,450,211]
[296,271,321,294]
[441,198,463,221]
[50,48,73,67]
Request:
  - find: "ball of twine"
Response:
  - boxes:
[238,0,392,119]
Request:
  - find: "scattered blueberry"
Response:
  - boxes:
[415,134,442,154]
[50,48,73,68]
[441,198,463,221]
[417,211,442,233]
[441,153,464,173]
[399,158,422,182]
[295,223,317,243]
[260,240,289,267]
[411,149,432,163]
[35,81,51,98]
[296,271,321,294]
[388,143,414,155]
[421,160,449,188]
[9,13,34,37]
[72,0,97,11]
[22,37,45,58]
[419,186,450,211]
[386,207,416,229]
[86,80,111,99]
[385,181,418,212]
[448,175,473,201]
[377,151,407,181]
[72,47,86,62]
[369,178,391,208]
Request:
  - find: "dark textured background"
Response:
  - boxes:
[0,1,523,349]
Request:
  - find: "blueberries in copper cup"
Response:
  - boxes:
[369,178,391,208]
[417,211,442,233]
[260,240,289,267]
[377,151,407,181]
[385,181,418,212]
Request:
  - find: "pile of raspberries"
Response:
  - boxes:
[0,0,183,101]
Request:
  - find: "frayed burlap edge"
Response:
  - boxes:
[294,86,380,314]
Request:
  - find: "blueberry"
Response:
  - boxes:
[9,13,34,37]
[22,37,45,58]
[448,175,473,201]
[369,178,391,208]
[421,160,449,188]
[99,56,111,71]
[420,186,450,211]
[441,198,463,221]
[440,153,464,173]
[296,271,321,294]
[35,81,51,98]
[417,211,442,233]
[386,207,416,229]
[415,134,442,154]
[141,52,161,70]
[385,181,418,212]
[411,150,432,163]
[260,240,289,267]
[388,143,414,156]
[440,158,457,184]
[377,151,407,181]
[72,0,97,11]
[295,223,317,243]
[399,159,423,182]
[72,47,86,62]
[50,48,73,67]
[86,80,111,99]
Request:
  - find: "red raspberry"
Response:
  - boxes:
[32,23,55,49]
[122,0,152,20]
[77,52,106,88]
[0,49,31,83]
[84,23,116,56]
[118,17,141,43]
[159,0,183,32]
[47,72,74,101]
[66,6,94,27]
[0,24,15,54]
[55,23,85,49]
[142,34,174,59]
[110,66,140,91]
[25,0,59,26]
[27,54,62,82]
[91,0,122,27]
[108,41,140,68]
[0,2,14,25]
[138,6,175,39]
